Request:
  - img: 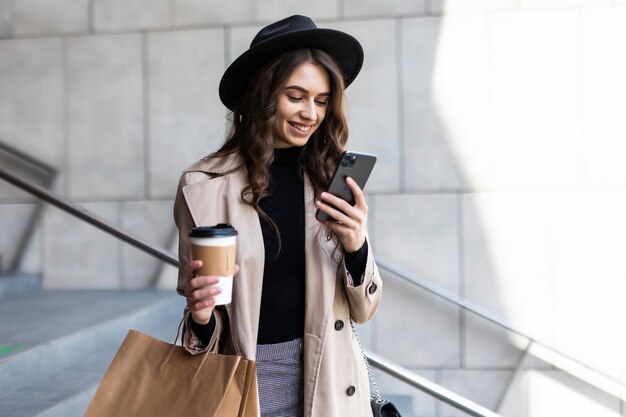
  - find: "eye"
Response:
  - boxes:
[287,95,303,102]
[315,98,329,106]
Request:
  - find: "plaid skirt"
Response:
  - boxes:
[256,338,304,417]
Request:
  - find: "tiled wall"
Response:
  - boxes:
[2,1,626,416]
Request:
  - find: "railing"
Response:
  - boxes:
[377,260,626,409]
[366,350,502,417]
[0,142,57,272]
[0,165,503,417]
[0,167,177,268]
[0,142,57,176]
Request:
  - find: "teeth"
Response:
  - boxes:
[290,122,312,132]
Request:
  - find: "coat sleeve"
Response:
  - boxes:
[174,170,236,356]
[174,173,206,355]
[342,241,383,324]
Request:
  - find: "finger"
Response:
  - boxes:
[319,194,366,225]
[189,297,216,311]
[319,192,358,220]
[189,285,222,303]
[345,176,367,210]
[315,199,355,226]
[184,260,203,276]
[189,274,220,290]
[319,190,367,223]
[192,265,239,288]
[187,283,222,308]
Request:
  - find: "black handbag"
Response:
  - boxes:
[371,398,402,417]
[351,320,404,417]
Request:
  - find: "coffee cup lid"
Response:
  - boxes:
[189,223,238,238]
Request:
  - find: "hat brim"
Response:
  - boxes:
[219,28,364,110]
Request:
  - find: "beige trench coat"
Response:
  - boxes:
[173,152,383,417]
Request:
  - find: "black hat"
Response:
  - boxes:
[219,15,364,110]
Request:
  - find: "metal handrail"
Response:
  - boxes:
[366,350,502,417]
[0,141,57,175]
[0,166,503,417]
[0,142,58,272]
[0,167,178,268]
[376,259,626,402]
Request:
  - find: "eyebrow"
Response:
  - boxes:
[284,85,331,96]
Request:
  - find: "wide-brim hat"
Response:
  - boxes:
[219,15,364,111]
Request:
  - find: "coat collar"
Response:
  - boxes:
[184,151,243,176]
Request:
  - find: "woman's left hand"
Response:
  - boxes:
[315,176,367,253]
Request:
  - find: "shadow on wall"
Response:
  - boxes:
[356,12,518,416]
[358,8,626,417]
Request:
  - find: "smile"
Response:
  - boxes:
[289,122,314,132]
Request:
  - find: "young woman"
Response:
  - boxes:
[173,15,383,417]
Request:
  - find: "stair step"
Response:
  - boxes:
[0,273,41,297]
[36,387,97,417]
[0,290,186,417]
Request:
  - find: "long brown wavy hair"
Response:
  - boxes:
[211,49,349,249]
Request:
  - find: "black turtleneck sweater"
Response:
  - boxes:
[190,146,368,345]
[257,146,307,344]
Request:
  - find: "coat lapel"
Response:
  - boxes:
[303,175,338,338]
[302,175,339,415]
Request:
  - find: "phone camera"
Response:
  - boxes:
[343,153,356,167]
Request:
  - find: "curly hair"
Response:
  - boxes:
[211,48,349,250]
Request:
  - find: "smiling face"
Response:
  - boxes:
[272,62,331,149]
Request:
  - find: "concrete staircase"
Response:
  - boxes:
[0,288,186,417]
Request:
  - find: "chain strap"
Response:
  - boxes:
[350,319,382,402]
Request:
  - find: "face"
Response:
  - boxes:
[273,62,331,149]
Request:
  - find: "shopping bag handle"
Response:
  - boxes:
[175,316,185,346]
[173,310,223,354]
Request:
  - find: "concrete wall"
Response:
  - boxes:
[2,1,626,416]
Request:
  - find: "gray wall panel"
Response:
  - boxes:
[66,34,144,199]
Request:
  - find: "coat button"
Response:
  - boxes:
[368,283,378,294]
[334,320,344,331]
[346,385,356,396]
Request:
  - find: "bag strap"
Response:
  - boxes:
[350,319,382,402]
[175,315,185,346]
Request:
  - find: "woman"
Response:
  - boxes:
[173,15,383,417]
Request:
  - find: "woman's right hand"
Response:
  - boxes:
[184,260,239,325]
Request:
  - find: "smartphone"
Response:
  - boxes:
[315,151,377,221]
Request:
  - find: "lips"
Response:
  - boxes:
[289,122,314,133]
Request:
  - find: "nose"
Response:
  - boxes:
[299,99,317,122]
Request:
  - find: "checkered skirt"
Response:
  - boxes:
[255,338,304,417]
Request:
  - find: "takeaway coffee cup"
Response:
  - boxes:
[189,223,238,305]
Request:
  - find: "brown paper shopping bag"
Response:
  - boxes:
[84,330,259,417]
